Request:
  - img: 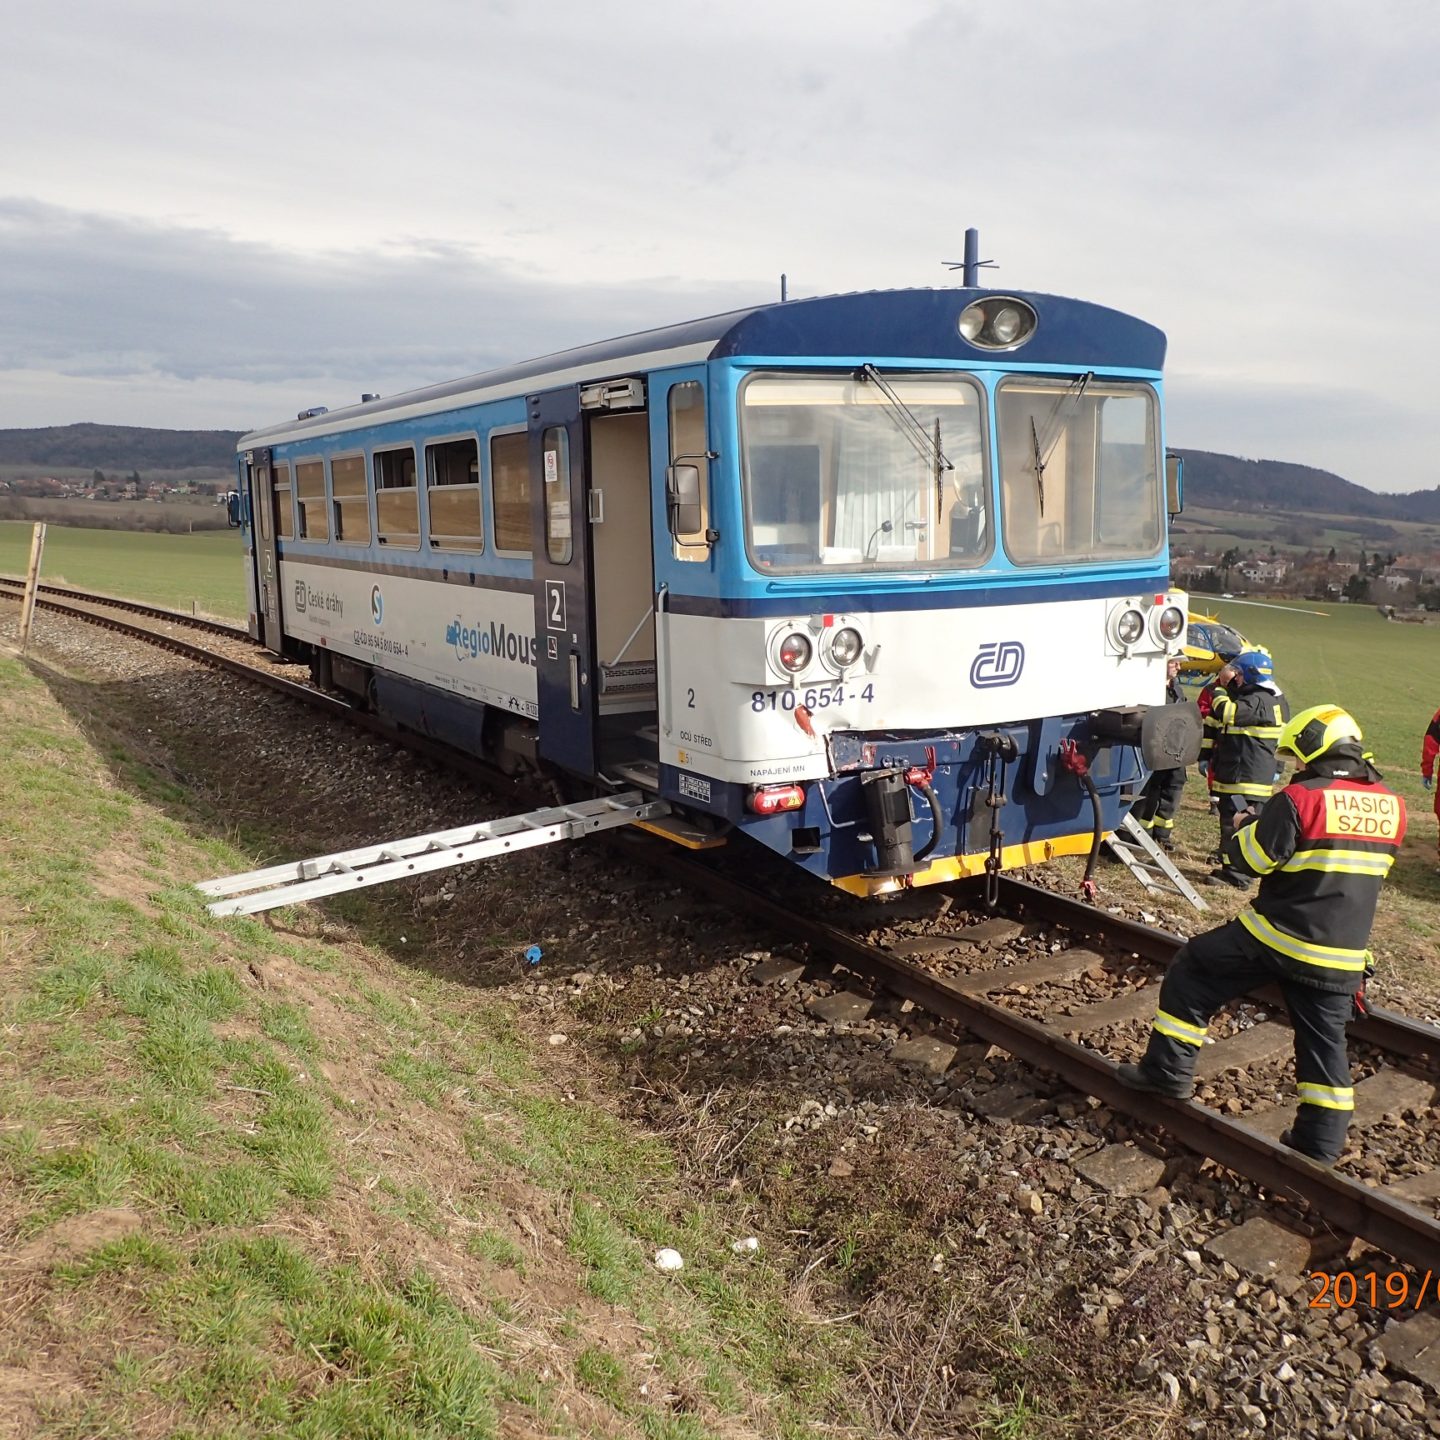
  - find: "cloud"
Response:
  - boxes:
[0,199,761,424]
[2,1,1440,489]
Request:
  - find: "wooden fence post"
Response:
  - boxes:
[18,522,47,654]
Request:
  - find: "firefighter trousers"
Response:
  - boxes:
[1137,920,1356,1162]
[1134,766,1186,842]
[1215,793,1258,869]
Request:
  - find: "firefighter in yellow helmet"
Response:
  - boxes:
[1118,705,1406,1163]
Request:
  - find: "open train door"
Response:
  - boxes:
[528,386,598,777]
[243,447,284,655]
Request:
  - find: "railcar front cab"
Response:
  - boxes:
[233,288,1199,898]
[653,291,1200,895]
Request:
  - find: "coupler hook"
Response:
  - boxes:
[978,732,1017,910]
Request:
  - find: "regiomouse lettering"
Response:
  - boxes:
[446,617,536,667]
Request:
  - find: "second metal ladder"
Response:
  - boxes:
[1104,811,1208,911]
[198,792,670,916]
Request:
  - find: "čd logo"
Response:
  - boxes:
[970,640,1025,688]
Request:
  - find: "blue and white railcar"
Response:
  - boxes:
[237,287,1199,897]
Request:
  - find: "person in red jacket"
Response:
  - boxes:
[1423,707,1440,860]
[1117,704,1405,1163]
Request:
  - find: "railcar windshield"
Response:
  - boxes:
[996,377,1162,565]
[740,373,988,573]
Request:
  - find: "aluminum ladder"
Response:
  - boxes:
[1103,811,1208,912]
[198,792,671,916]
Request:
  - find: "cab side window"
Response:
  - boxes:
[668,381,710,561]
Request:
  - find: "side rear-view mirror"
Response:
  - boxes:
[1165,452,1184,516]
[666,463,702,538]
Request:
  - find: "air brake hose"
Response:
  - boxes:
[912,779,942,864]
[1058,740,1103,900]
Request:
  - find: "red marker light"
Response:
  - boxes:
[822,613,835,627]
[747,784,806,816]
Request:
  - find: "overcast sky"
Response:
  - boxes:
[3,1,1437,493]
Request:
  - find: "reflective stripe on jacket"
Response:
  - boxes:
[1210,684,1287,798]
[1228,774,1407,992]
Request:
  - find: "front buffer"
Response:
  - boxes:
[716,702,1202,897]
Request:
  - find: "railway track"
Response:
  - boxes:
[660,860,1440,1280]
[0,574,251,642]
[8,581,1440,1298]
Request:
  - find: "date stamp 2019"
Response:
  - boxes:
[1310,1270,1434,1310]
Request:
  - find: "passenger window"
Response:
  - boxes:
[331,454,370,545]
[490,431,531,555]
[543,427,572,564]
[374,447,419,549]
[426,437,482,552]
[668,381,710,561]
[295,460,329,542]
[273,463,294,540]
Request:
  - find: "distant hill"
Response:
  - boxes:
[3,425,1439,523]
[0,424,242,474]
[1177,449,1440,523]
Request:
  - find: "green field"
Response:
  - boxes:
[5,523,1435,784]
[0,521,246,620]
[1189,594,1440,802]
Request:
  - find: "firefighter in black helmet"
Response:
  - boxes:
[1117,704,1407,1163]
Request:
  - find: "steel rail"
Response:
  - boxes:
[0,573,249,641]
[996,875,1440,1061]
[6,586,536,802]
[4,587,367,715]
[670,861,1440,1275]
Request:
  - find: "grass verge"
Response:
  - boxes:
[0,651,867,1439]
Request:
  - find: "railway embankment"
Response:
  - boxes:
[5,608,1440,1437]
[0,647,866,1439]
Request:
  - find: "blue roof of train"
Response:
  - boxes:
[242,287,1166,448]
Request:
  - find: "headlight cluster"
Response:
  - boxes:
[1108,598,1188,653]
[771,620,866,677]
[958,296,1037,351]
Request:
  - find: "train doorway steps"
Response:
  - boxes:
[197,793,671,917]
[1103,812,1208,912]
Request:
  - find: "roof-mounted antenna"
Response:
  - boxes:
[780,273,788,303]
[943,228,996,288]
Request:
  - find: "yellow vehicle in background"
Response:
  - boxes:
[1181,612,1272,688]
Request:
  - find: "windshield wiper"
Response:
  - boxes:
[1029,371,1093,519]
[858,364,954,491]
[1031,371,1094,524]
[1030,417,1045,517]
